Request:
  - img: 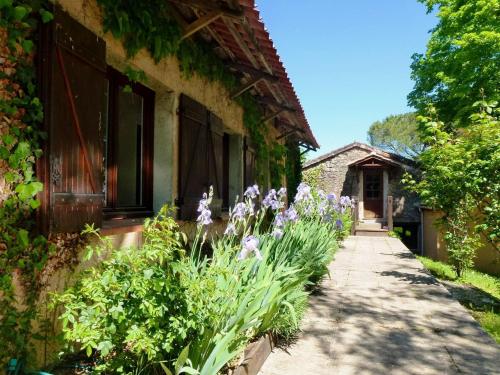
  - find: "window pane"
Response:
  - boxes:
[116,88,144,207]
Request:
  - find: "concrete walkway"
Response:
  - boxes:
[259,236,500,375]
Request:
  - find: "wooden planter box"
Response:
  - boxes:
[230,333,276,375]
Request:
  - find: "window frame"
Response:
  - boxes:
[103,67,155,220]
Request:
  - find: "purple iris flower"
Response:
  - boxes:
[263,189,281,210]
[232,202,247,221]
[197,192,209,212]
[318,202,327,215]
[274,212,286,228]
[272,228,284,240]
[294,182,312,202]
[335,219,343,230]
[244,184,260,199]
[277,187,287,198]
[197,208,212,226]
[340,196,351,207]
[327,193,337,203]
[285,207,299,222]
[238,235,262,260]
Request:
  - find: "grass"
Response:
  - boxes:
[417,256,500,344]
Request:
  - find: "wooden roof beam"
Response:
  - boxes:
[277,121,305,134]
[276,129,298,141]
[168,0,244,20]
[228,62,279,83]
[231,76,265,99]
[299,141,317,153]
[261,108,286,124]
[181,11,224,40]
[256,96,296,112]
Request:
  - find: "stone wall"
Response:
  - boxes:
[303,145,420,223]
[389,168,420,222]
[304,147,370,198]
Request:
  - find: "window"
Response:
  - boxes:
[104,68,154,219]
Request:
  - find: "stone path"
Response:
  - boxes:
[259,236,500,375]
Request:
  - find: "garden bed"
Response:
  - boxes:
[42,184,353,374]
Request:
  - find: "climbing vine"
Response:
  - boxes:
[0,0,292,365]
[97,0,286,186]
[284,141,302,202]
[0,0,54,364]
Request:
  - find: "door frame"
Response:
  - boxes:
[362,168,384,219]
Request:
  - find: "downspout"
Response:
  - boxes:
[419,207,424,256]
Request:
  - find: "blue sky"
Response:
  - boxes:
[257,0,437,158]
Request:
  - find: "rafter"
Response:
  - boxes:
[230,75,265,99]
[256,96,296,112]
[277,122,305,135]
[181,11,223,40]
[228,62,278,83]
[168,0,244,19]
[261,108,286,124]
[276,129,298,141]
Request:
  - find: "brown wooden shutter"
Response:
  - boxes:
[178,95,208,220]
[208,113,224,217]
[244,137,256,188]
[44,7,106,233]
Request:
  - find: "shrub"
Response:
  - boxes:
[54,184,353,374]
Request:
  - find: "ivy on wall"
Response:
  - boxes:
[0,0,300,365]
[284,141,302,202]
[0,0,54,363]
[97,0,287,187]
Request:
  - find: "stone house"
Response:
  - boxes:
[33,0,318,245]
[2,0,320,366]
[303,142,420,248]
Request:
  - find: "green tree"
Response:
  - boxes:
[367,112,425,158]
[404,102,500,275]
[408,0,500,127]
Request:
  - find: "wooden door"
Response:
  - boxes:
[363,169,383,218]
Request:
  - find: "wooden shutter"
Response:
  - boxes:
[208,113,224,217]
[43,7,106,232]
[178,95,208,220]
[244,137,257,188]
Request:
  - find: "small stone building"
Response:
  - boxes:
[303,142,420,248]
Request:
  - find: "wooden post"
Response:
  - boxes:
[351,196,358,235]
[387,195,393,231]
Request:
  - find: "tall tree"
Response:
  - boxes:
[367,113,424,158]
[408,0,500,127]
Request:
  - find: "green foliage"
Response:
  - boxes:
[272,286,308,341]
[367,112,425,158]
[472,310,500,344]
[0,0,53,364]
[404,103,500,275]
[54,186,351,374]
[270,143,286,189]
[388,227,412,240]
[301,164,323,189]
[417,256,458,280]
[284,141,302,203]
[408,0,500,126]
[54,209,208,374]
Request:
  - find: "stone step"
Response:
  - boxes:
[355,229,389,237]
[356,222,383,230]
